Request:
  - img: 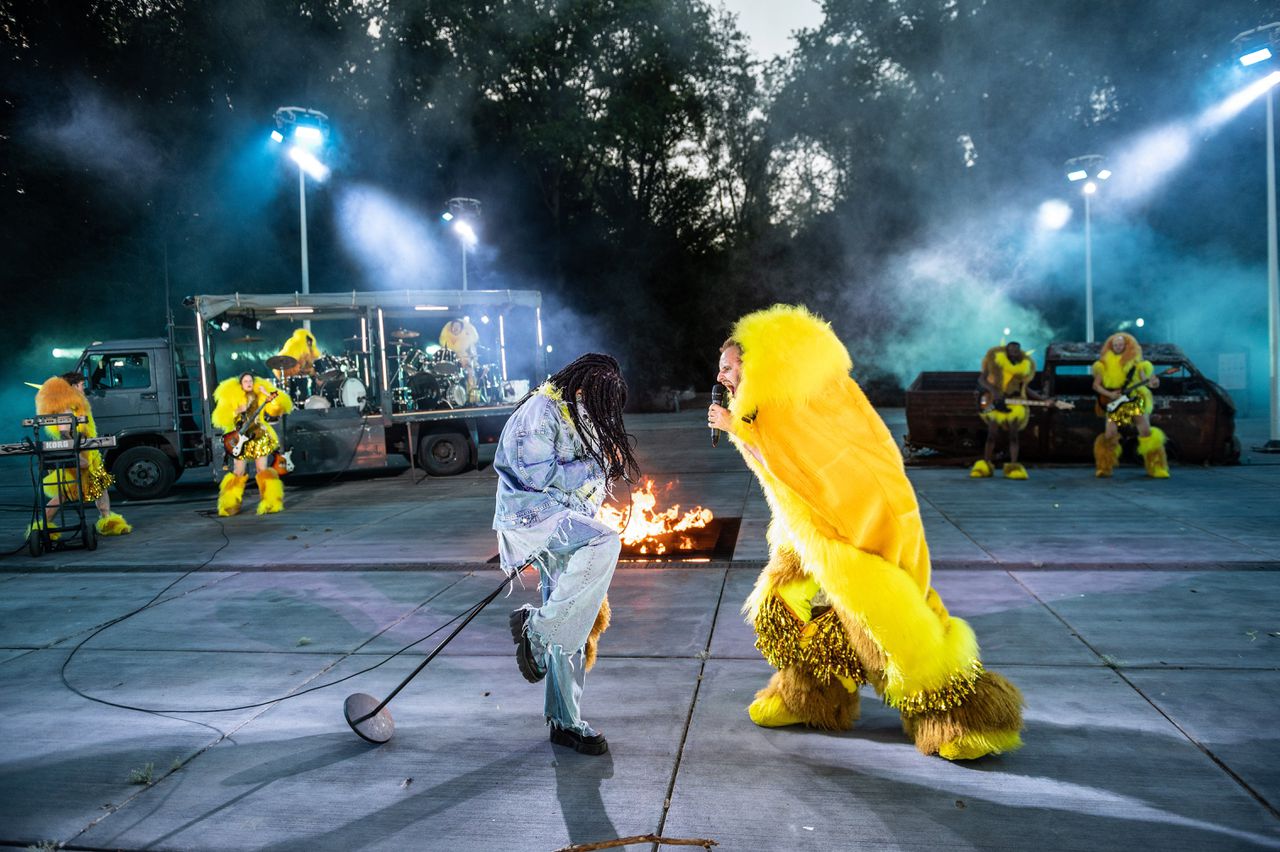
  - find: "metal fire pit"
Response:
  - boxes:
[618,517,741,562]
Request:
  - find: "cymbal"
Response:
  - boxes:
[390,329,420,339]
[231,335,263,344]
[266,354,299,370]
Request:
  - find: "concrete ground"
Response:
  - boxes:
[0,409,1278,850]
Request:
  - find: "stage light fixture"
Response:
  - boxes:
[1066,170,1088,181]
[453,220,477,246]
[270,130,285,144]
[1083,181,1098,195]
[294,125,325,147]
[1096,169,1112,180]
[289,146,330,181]
[441,212,454,222]
[1240,46,1273,67]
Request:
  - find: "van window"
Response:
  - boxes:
[92,353,152,390]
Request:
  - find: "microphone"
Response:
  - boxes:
[711,383,726,447]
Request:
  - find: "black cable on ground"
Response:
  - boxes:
[58,556,508,717]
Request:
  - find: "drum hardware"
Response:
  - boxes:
[390,329,420,339]
[231,335,264,344]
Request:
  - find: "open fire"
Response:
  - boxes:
[600,479,714,556]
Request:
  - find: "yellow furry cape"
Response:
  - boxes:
[730,304,980,708]
[982,347,1035,394]
[212,377,294,434]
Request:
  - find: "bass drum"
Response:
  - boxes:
[303,394,331,410]
[338,377,367,409]
[408,373,466,410]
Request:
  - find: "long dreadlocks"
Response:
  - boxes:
[530,353,640,484]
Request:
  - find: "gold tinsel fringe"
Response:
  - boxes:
[239,432,277,460]
[753,594,866,687]
[889,660,986,717]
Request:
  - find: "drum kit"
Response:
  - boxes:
[266,351,368,413]
[387,329,502,412]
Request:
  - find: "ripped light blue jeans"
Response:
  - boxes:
[505,512,620,736]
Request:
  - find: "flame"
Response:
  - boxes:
[600,479,713,554]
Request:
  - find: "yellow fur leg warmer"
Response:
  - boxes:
[1002,462,1028,480]
[218,473,249,516]
[901,669,1025,760]
[749,666,860,731]
[95,513,132,536]
[255,469,284,514]
[1093,433,1120,478]
[969,459,993,478]
[1138,428,1170,478]
[584,594,610,671]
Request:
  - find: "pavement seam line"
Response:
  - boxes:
[1099,487,1279,561]
[651,565,731,852]
[1007,570,1280,822]
[63,570,478,845]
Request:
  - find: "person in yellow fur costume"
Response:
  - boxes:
[972,341,1046,480]
[33,373,132,537]
[212,372,293,516]
[276,328,321,377]
[1090,332,1169,479]
[708,305,1024,760]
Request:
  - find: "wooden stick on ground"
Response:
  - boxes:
[554,835,718,852]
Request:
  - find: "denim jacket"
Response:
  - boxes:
[493,389,606,530]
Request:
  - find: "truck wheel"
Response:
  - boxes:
[419,432,469,476]
[84,523,98,551]
[27,530,42,557]
[112,446,176,500]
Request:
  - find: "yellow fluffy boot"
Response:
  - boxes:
[1002,462,1028,480]
[255,469,284,514]
[217,472,249,516]
[748,667,860,731]
[901,669,1025,760]
[1093,433,1121,478]
[1138,428,1170,479]
[95,513,132,536]
[969,459,993,478]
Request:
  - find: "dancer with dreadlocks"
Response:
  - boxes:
[493,353,640,755]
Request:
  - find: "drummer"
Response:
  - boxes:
[440,318,480,400]
[276,328,322,399]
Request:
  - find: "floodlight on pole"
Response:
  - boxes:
[445,197,482,291]
[1065,154,1108,343]
[272,106,331,315]
[1231,23,1280,451]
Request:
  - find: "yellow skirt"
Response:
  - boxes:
[43,457,113,502]
[979,404,1028,430]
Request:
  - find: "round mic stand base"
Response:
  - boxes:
[344,692,395,744]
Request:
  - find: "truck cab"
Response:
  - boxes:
[75,336,211,499]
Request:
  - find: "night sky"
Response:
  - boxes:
[1,0,1277,438]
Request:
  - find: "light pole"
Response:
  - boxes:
[1233,24,1280,451]
[1065,155,1111,343]
[271,107,331,310]
[443,197,481,291]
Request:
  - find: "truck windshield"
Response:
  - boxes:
[89,353,152,390]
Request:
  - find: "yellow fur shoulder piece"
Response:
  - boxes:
[35,377,88,418]
[993,350,1035,381]
[536,381,572,422]
[731,304,852,414]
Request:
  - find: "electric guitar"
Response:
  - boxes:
[978,392,1074,413]
[1099,367,1177,414]
[223,391,280,459]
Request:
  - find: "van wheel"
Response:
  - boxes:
[419,432,469,476]
[112,446,176,500]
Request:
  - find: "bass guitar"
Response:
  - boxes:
[1099,367,1177,414]
[978,393,1074,413]
[223,391,280,459]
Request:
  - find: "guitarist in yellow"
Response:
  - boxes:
[971,342,1044,480]
[1091,332,1169,478]
[212,372,294,515]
